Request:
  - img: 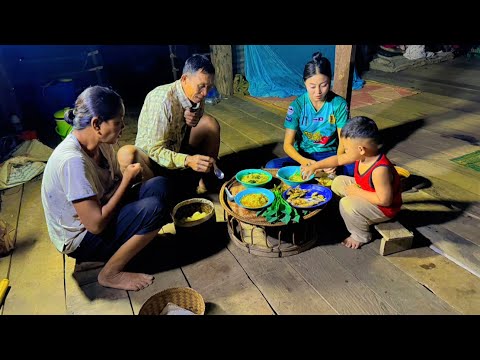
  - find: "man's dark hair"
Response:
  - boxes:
[341,116,382,145]
[182,54,215,75]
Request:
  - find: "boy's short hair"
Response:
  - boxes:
[341,116,382,145]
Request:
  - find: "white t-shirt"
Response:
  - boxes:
[41,133,121,253]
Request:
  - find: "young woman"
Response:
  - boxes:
[265,52,354,176]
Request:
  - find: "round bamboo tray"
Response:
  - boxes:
[219,168,323,227]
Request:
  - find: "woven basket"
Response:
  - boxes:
[138,287,205,315]
[171,198,215,228]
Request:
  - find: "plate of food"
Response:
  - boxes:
[282,184,332,210]
[235,188,275,210]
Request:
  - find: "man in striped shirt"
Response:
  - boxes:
[118,54,220,194]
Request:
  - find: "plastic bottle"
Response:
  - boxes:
[9,114,23,133]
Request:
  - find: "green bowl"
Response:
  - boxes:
[235,169,272,188]
[277,166,314,187]
[55,120,73,139]
[54,107,71,120]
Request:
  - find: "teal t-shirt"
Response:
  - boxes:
[284,92,349,153]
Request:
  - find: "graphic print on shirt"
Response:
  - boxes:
[303,130,330,144]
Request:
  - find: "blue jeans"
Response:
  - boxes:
[69,176,171,262]
[265,151,354,177]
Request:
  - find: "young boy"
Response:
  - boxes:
[301,116,402,249]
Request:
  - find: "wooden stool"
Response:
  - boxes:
[375,221,414,256]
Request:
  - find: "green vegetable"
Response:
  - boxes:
[257,184,303,224]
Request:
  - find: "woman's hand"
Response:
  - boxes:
[301,163,317,180]
[123,163,143,185]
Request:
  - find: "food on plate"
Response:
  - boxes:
[316,176,333,187]
[286,187,326,207]
[288,172,304,182]
[183,211,208,222]
[240,193,268,208]
[241,173,270,184]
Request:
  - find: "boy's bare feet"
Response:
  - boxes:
[342,236,363,249]
[98,270,154,291]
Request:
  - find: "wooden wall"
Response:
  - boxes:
[210,45,233,97]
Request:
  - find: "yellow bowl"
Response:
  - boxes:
[394,166,411,179]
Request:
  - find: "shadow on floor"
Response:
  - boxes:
[217,142,281,177]
[314,195,472,250]
[380,118,426,154]
[441,133,480,146]
[400,174,433,193]
[397,199,471,248]
[125,221,230,274]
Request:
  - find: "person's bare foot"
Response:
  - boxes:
[342,236,363,249]
[98,270,154,291]
[196,178,208,194]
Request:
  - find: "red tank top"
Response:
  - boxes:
[354,154,402,218]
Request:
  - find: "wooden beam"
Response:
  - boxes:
[333,45,356,108]
[209,45,233,97]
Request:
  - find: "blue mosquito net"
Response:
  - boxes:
[244,45,365,98]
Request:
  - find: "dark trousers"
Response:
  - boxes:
[69,176,171,262]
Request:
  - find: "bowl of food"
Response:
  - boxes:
[282,184,332,210]
[235,188,275,210]
[172,198,215,229]
[235,169,273,188]
[277,166,314,187]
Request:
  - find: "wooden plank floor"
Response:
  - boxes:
[2,63,480,314]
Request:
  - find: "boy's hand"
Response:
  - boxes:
[346,183,362,196]
[323,167,337,174]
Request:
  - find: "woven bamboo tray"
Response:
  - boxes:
[219,168,323,227]
[138,287,205,315]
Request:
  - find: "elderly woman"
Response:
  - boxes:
[41,85,170,291]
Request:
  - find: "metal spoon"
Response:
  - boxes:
[213,162,224,179]
[224,187,235,202]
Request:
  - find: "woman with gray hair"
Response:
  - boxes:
[41,85,170,291]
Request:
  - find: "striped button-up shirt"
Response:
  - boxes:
[135,80,204,169]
